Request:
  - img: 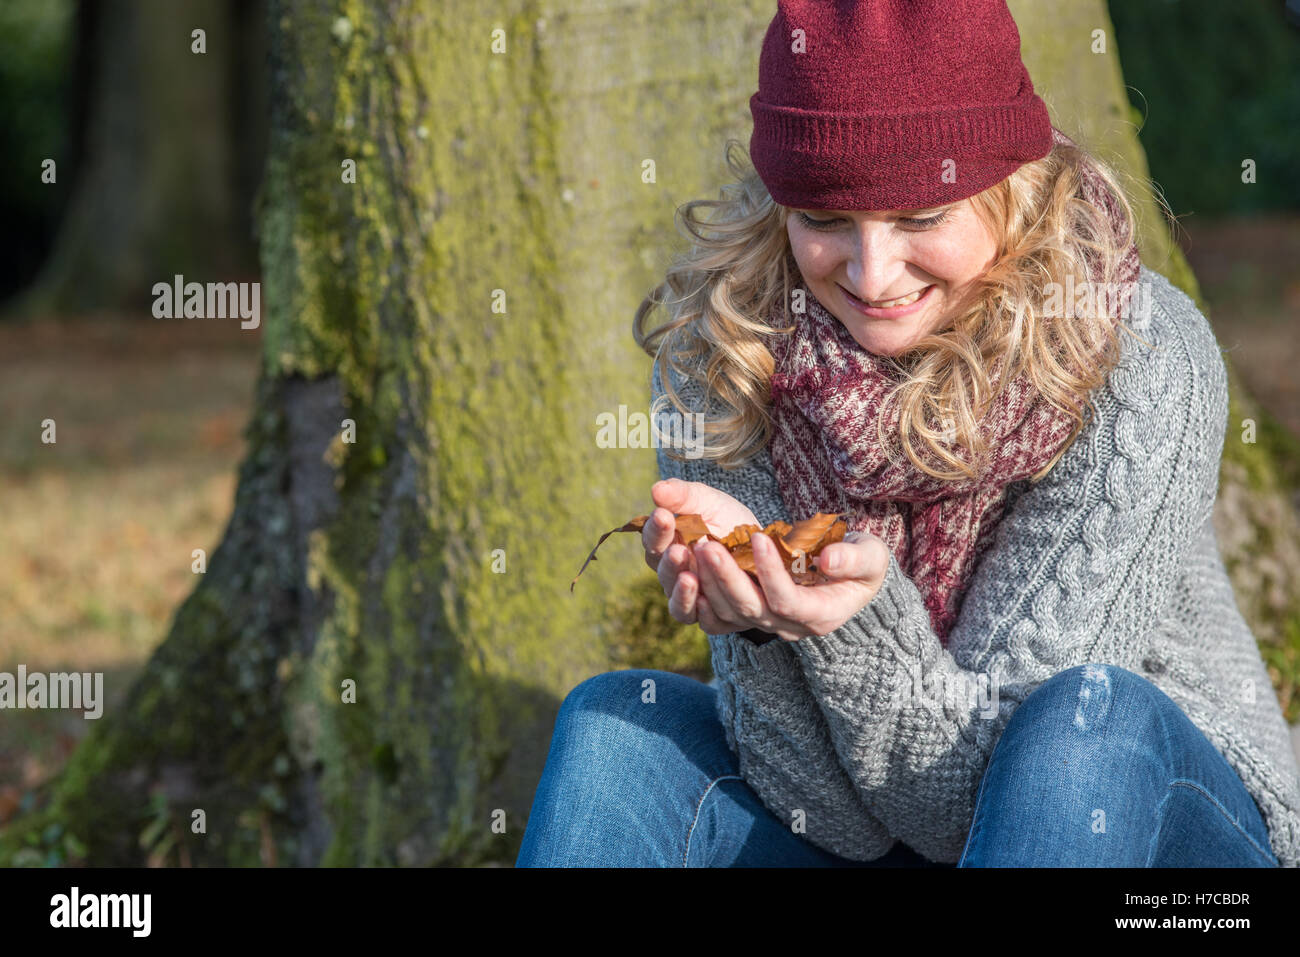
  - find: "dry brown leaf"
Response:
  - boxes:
[570,511,847,589]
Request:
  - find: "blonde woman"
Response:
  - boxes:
[516,0,1300,867]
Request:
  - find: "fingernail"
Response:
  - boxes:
[822,550,839,573]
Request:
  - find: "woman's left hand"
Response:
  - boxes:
[691,529,890,642]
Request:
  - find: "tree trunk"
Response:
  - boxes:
[2,0,1295,867]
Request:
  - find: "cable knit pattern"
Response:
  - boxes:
[650,266,1300,866]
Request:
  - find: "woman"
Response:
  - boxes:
[516,0,1300,867]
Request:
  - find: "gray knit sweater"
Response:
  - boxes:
[650,266,1300,867]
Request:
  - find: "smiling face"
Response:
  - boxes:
[785,200,1001,357]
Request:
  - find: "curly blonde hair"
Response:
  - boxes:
[634,136,1153,483]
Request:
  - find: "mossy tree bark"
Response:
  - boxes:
[2,0,1294,867]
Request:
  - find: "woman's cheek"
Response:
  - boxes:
[792,236,840,276]
[913,240,985,284]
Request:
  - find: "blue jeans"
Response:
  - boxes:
[516,663,1279,867]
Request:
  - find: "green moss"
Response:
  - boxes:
[1218,363,1300,722]
[609,575,712,681]
[1225,380,1300,497]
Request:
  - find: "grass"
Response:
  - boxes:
[0,311,260,823]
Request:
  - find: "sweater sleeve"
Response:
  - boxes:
[649,354,897,860]
[786,285,1230,862]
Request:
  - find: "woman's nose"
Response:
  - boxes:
[844,225,904,301]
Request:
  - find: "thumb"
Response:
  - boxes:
[816,534,884,580]
[651,478,699,513]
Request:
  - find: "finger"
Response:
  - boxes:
[708,539,769,621]
[651,478,695,513]
[657,542,691,598]
[749,532,802,624]
[694,540,760,624]
[642,507,677,571]
[692,542,736,624]
[667,568,699,623]
[652,479,726,536]
[695,593,738,637]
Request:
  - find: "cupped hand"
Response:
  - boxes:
[641,478,759,626]
[692,525,890,643]
[642,478,891,642]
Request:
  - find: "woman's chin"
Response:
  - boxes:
[837,305,943,357]
[845,326,917,357]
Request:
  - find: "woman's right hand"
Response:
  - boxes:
[642,478,760,625]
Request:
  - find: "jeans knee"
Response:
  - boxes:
[1016,663,1167,740]
[1031,662,1159,703]
[549,669,716,791]
[558,669,711,747]
[561,669,671,717]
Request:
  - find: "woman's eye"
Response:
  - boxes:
[798,210,950,231]
[898,211,950,229]
[797,212,840,230]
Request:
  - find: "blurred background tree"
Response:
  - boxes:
[1109,0,1300,216]
[0,0,266,315]
[0,0,77,303]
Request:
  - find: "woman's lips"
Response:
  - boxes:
[839,283,935,319]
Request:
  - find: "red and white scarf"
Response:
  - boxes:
[767,129,1141,644]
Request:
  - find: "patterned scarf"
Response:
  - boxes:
[767,128,1141,645]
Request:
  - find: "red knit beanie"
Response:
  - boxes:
[749,0,1054,211]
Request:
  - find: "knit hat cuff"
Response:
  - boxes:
[749,91,1053,211]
